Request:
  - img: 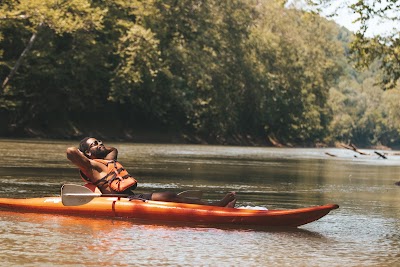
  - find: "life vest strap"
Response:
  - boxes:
[80,159,136,191]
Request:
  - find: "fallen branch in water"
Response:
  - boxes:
[340,143,370,155]
[374,151,387,159]
[325,152,337,157]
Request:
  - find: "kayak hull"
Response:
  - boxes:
[0,197,339,227]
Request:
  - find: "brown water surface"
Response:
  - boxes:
[0,139,399,266]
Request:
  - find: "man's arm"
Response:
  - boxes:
[66,147,92,172]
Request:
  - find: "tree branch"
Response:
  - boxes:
[1,22,44,93]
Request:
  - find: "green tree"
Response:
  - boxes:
[0,0,351,146]
[120,0,257,142]
[1,0,106,91]
[307,0,400,89]
[247,1,343,144]
[0,0,164,135]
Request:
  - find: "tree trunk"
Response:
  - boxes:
[1,23,44,93]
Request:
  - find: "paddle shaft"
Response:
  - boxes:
[61,184,203,206]
[63,193,129,197]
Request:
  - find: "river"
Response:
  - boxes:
[0,139,399,266]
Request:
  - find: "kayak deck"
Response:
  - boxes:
[0,197,339,227]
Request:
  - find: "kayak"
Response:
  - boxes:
[0,196,339,227]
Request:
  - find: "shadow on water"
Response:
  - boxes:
[0,208,327,238]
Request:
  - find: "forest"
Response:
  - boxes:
[1,0,400,148]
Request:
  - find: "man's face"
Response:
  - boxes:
[86,138,108,159]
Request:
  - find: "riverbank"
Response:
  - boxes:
[1,120,395,149]
[0,122,275,147]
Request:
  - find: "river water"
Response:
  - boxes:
[0,139,399,266]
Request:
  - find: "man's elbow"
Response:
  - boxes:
[66,147,78,160]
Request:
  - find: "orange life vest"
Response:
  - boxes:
[80,159,137,192]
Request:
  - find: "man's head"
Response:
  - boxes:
[79,137,107,159]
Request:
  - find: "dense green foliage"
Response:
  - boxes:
[0,0,399,147]
[305,0,400,147]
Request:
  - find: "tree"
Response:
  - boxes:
[247,1,343,144]
[0,0,106,92]
[307,0,400,89]
[120,0,257,142]
[0,0,166,135]
[0,0,353,146]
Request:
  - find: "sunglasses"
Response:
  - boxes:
[89,140,102,148]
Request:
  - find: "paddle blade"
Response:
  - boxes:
[61,184,97,206]
[177,190,203,200]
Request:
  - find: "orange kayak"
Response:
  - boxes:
[0,196,339,227]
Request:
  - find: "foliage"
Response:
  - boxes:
[307,0,400,89]
[0,0,398,147]
[247,2,342,144]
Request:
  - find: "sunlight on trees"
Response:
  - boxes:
[0,0,399,147]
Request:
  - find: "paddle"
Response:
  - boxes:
[61,184,203,206]
[61,184,128,206]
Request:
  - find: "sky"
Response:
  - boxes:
[288,0,398,37]
[325,4,396,37]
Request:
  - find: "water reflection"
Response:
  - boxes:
[1,139,400,266]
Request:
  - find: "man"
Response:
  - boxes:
[66,137,236,207]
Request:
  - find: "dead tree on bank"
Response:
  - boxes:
[1,22,44,93]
